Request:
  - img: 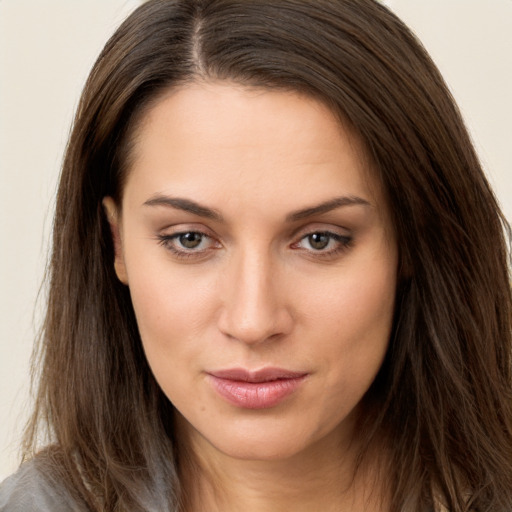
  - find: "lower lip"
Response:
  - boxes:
[208,375,307,409]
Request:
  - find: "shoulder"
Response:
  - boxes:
[0,460,84,512]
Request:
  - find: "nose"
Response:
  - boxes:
[217,248,293,345]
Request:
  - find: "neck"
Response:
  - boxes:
[176,420,389,512]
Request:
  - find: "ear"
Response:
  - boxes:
[102,197,129,285]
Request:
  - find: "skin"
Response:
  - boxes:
[104,82,397,511]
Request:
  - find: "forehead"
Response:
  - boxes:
[123,81,382,214]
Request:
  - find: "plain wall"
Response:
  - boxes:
[0,0,511,480]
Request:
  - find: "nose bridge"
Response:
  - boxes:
[218,243,290,344]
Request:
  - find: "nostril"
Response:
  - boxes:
[217,304,293,345]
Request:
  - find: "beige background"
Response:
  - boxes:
[1,0,511,480]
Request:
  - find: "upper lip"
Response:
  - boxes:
[208,368,308,383]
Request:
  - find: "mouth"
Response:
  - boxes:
[206,367,308,409]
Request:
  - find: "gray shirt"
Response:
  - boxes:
[0,461,82,512]
[0,462,175,512]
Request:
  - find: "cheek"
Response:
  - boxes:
[296,253,396,389]
[126,273,217,414]
[129,274,210,334]
[300,256,396,344]
[301,267,395,429]
[124,255,221,387]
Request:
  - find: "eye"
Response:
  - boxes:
[156,230,220,259]
[177,232,204,249]
[292,231,352,257]
[305,232,332,250]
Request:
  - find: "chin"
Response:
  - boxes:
[218,438,313,462]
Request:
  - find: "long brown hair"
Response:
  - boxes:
[24,1,512,510]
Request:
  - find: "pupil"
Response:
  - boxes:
[179,232,202,249]
[309,233,329,250]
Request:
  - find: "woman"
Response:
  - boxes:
[1,0,511,511]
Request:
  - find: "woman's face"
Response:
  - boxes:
[105,82,397,462]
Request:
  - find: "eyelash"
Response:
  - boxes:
[156,230,353,261]
[156,232,220,260]
[291,231,353,259]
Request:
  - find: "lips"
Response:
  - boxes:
[207,368,308,409]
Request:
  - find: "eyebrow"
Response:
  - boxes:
[143,196,224,221]
[143,194,371,222]
[286,195,371,221]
